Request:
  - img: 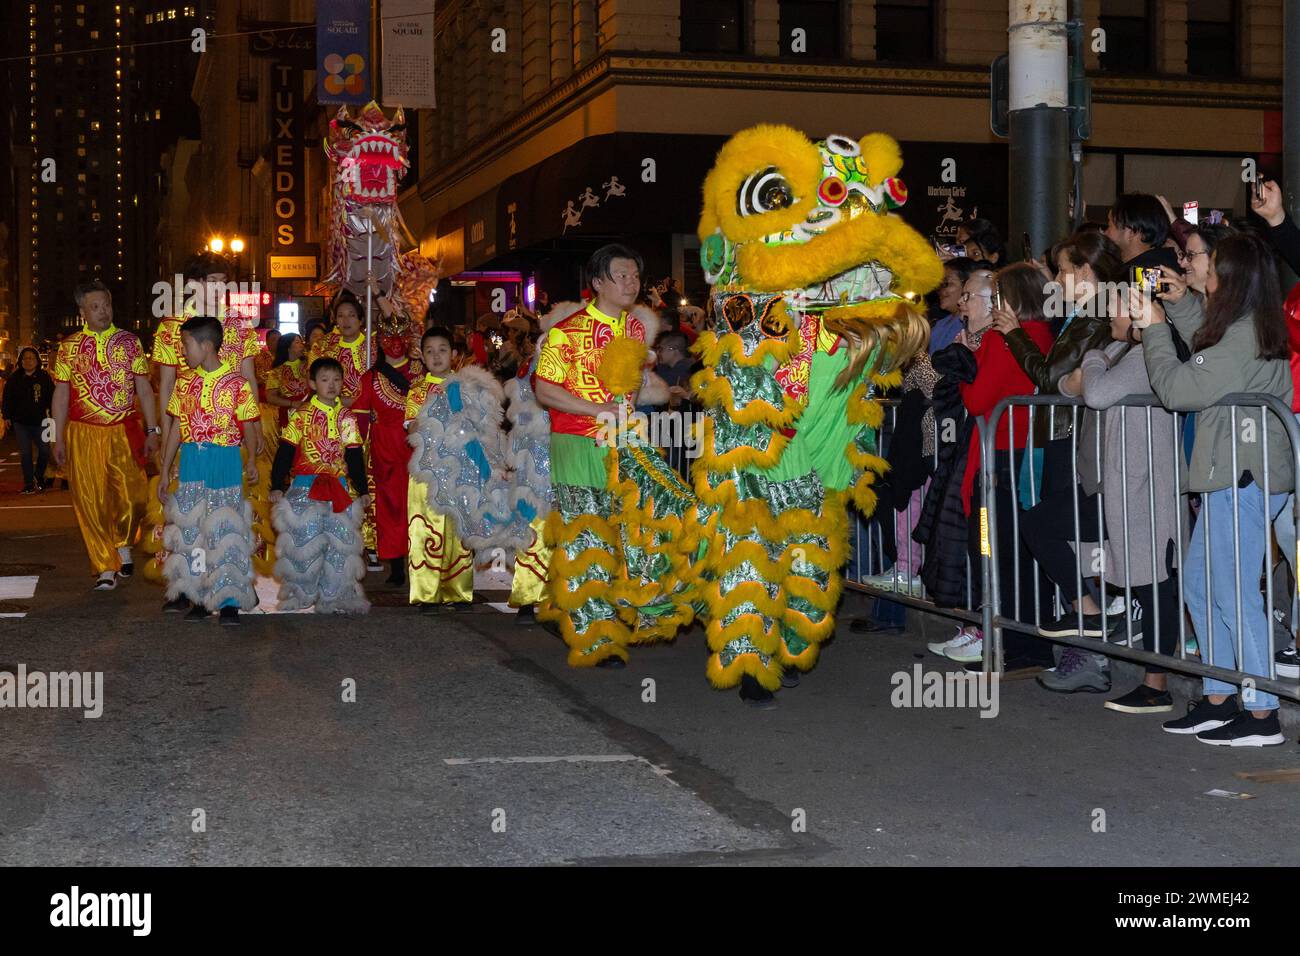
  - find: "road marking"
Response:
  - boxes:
[0,577,38,599]
[443,754,678,783]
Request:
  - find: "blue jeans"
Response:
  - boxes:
[13,421,49,489]
[1184,484,1286,711]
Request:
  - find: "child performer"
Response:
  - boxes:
[269,357,371,614]
[157,316,260,625]
[405,327,474,612]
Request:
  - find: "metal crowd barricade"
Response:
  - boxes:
[982,392,1300,703]
[843,399,996,668]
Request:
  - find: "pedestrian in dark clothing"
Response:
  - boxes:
[2,347,55,493]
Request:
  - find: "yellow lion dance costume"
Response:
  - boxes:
[690,125,941,701]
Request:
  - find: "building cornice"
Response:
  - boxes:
[417,52,1282,202]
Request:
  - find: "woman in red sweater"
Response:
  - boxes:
[935,263,1055,666]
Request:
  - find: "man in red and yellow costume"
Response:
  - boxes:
[533,244,694,668]
[52,279,162,590]
[351,288,419,586]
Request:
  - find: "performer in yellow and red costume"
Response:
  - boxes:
[52,279,161,590]
[270,355,371,614]
[533,244,695,668]
[404,327,474,609]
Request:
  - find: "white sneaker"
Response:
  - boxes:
[93,571,117,591]
[862,568,924,594]
[928,625,978,657]
[942,628,985,663]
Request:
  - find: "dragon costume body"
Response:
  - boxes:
[689,125,941,691]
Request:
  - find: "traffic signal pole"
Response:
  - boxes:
[1007,0,1071,261]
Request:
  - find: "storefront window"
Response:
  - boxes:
[681,0,744,54]
[1098,0,1152,73]
[875,0,935,63]
[1186,0,1235,77]
[779,0,841,58]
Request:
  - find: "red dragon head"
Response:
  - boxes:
[326,101,408,205]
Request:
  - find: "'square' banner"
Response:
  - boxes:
[317,0,372,105]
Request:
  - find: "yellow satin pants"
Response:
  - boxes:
[66,421,147,574]
[509,515,552,608]
[407,477,473,605]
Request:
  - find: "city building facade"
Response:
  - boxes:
[407,0,1284,309]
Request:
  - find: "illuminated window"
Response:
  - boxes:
[144,12,152,23]
[154,109,160,119]
[76,147,85,156]
[89,30,98,38]
[90,120,100,130]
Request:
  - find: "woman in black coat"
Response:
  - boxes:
[2,347,55,493]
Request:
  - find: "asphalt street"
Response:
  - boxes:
[2,439,1299,866]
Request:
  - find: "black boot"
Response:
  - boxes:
[385,559,406,587]
[739,674,777,709]
[515,604,537,625]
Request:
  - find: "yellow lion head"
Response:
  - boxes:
[698,125,941,379]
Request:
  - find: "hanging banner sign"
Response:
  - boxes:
[317,0,371,105]
[382,0,436,109]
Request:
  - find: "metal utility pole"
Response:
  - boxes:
[1007,0,1071,260]
[1286,0,1300,223]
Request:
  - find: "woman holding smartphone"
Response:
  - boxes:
[1143,232,1293,746]
[925,263,1055,666]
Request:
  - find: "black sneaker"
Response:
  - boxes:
[515,605,537,626]
[1104,684,1174,714]
[118,562,134,579]
[184,605,210,622]
[1196,710,1285,747]
[19,485,35,495]
[1038,610,1121,639]
[1162,697,1239,735]
[219,607,240,627]
[596,656,626,670]
[1275,646,1299,680]
[779,668,801,689]
[739,673,777,709]
[162,596,192,614]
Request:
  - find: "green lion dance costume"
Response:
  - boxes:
[690,125,941,693]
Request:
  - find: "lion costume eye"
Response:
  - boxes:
[737,167,794,217]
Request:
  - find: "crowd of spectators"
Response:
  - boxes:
[855,184,1300,747]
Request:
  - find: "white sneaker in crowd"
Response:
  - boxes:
[927,625,976,657]
[943,629,984,663]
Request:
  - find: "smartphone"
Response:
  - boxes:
[1022,232,1033,261]
[992,288,1003,312]
[1253,177,1265,203]
[1131,265,1162,294]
